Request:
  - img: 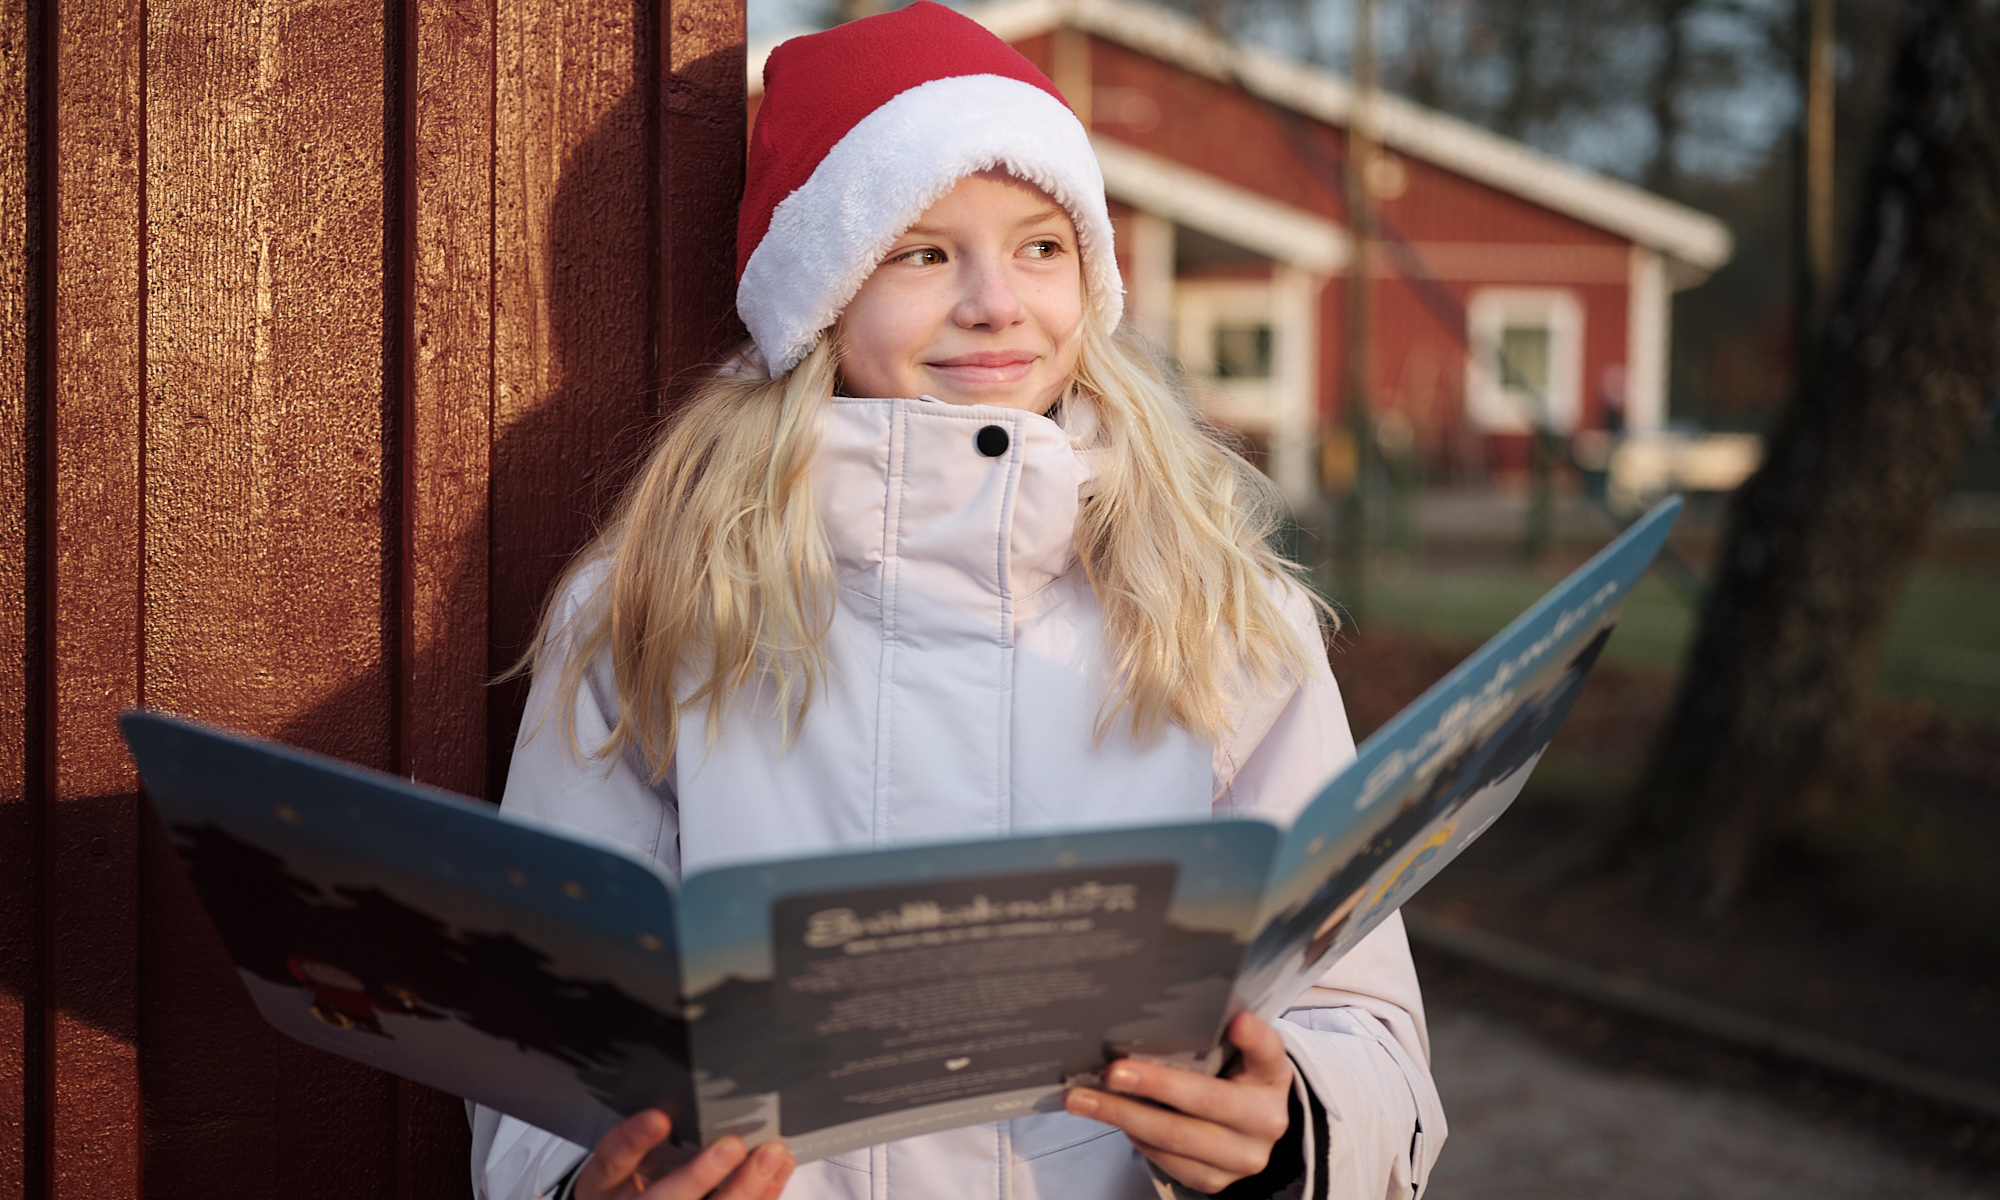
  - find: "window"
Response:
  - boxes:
[1213,324,1274,379]
[1172,280,1278,429]
[1497,325,1549,394]
[1172,273,1322,508]
[1465,289,1584,434]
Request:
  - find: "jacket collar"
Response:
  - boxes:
[814,395,1092,604]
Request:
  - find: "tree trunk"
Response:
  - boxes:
[1620,0,2000,914]
[1643,0,1696,196]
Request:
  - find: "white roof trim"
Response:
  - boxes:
[749,0,1733,274]
[1092,136,1349,274]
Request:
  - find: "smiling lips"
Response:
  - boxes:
[927,350,1039,382]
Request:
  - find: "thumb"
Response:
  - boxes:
[1226,1012,1292,1090]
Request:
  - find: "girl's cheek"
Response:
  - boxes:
[1049,312,1086,366]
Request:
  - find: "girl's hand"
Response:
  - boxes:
[577,1110,794,1200]
[1063,1012,1294,1195]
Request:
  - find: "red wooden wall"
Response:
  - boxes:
[1,0,746,1192]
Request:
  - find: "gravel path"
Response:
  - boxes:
[1425,1009,1997,1199]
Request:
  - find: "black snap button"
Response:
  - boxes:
[975,425,1010,458]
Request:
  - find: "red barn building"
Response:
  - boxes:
[749,0,1734,505]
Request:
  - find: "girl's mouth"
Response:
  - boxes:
[927,352,1038,383]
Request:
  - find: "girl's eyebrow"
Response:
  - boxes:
[1013,206,1070,231]
[898,207,1073,240]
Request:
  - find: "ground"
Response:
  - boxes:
[1426,1005,1995,1199]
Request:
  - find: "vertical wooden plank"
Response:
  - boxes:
[659,0,745,383]
[408,0,493,802]
[144,0,394,758]
[489,0,658,787]
[400,0,494,1189]
[45,0,145,1194]
[0,0,39,1189]
[140,0,398,1190]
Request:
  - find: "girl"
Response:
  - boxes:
[473,5,1444,1197]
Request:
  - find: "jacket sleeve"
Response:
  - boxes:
[470,1104,588,1200]
[470,570,681,1200]
[1210,585,1447,1200]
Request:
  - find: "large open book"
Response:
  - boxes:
[121,497,1680,1166]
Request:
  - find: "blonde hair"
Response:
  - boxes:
[525,323,1326,783]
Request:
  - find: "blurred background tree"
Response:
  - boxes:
[1618,0,2000,912]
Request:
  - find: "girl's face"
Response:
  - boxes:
[836,170,1085,412]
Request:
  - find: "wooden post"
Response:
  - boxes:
[1805,0,1836,311]
[1338,0,1375,615]
[1794,0,1837,356]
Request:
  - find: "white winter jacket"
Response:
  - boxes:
[473,396,1446,1200]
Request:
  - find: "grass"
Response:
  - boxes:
[1877,567,2000,720]
[1344,559,2000,724]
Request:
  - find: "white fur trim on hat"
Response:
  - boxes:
[738,73,1123,378]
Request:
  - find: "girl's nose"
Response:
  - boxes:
[951,254,1026,330]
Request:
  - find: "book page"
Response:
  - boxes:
[121,713,701,1154]
[679,821,1277,1161]
[1233,498,1683,1018]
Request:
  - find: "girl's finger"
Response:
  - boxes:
[1064,1087,1267,1178]
[1125,1133,1252,1196]
[1096,1061,1233,1133]
[641,1136,749,1200]
[707,1140,797,1200]
[1222,1013,1294,1091]
[578,1110,674,1198]
[1092,1056,1289,1140]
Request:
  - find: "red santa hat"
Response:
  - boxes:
[738,1,1123,377]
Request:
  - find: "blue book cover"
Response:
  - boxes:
[121,496,1680,1164]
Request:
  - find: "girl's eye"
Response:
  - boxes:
[1022,239,1063,259]
[895,247,946,266]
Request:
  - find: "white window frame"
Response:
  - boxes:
[1173,271,1322,507]
[1174,279,1277,426]
[1465,287,1585,434]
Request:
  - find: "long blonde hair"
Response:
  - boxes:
[526,322,1326,783]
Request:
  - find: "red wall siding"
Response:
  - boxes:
[4,0,747,1193]
[1377,150,1625,249]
